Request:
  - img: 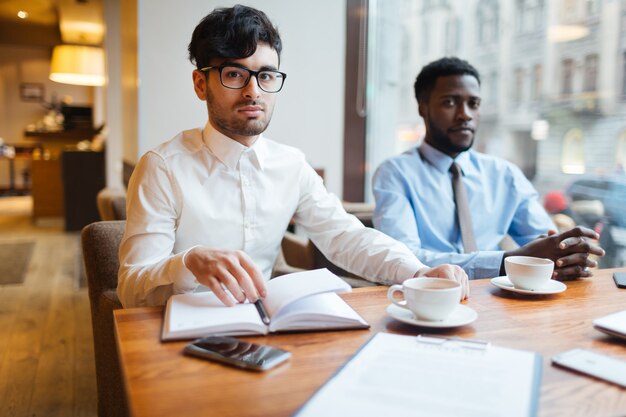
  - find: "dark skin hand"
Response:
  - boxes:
[499,226,605,280]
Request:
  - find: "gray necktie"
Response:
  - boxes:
[450,162,478,253]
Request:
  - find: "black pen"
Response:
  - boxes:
[254,299,271,325]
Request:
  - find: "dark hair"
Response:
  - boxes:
[188,4,282,70]
[413,57,480,103]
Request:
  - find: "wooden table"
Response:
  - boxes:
[114,268,626,417]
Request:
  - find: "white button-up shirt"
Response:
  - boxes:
[118,123,426,307]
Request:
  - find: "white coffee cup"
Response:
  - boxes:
[387,278,461,321]
[504,256,554,290]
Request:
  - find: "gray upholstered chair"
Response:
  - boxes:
[81,221,128,417]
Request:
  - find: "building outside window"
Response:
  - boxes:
[622,51,626,97]
[355,0,626,267]
[445,17,460,54]
[517,0,545,34]
[514,68,525,104]
[618,130,626,173]
[561,128,586,174]
[561,59,575,95]
[477,0,498,44]
[585,0,600,15]
[583,54,598,92]
[532,64,543,101]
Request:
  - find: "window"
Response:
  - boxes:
[532,64,543,101]
[561,128,585,174]
[351,0,626,266]
[491,71,499,106]
[586,0,600,15]
[618,130,626,173]
[622,51,626,97]
[583,54,598,92]
[477,0,499,43]
[516,0,525,33]
[514,68,525,104]
[562,0,579,22]
[516,0,545,34]
[483,70,499,107]
[561,59,575,95]
[445,17,460,54]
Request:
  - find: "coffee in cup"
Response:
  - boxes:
[387,278,461,321]
[504,256,554,290]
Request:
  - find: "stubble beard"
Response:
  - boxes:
[207,89,273,138]
[426,117,474,156]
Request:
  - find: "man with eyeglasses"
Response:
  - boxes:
[118,5,468,308]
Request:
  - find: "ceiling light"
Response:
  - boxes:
[49,45,105,86]
[17,10,29,19]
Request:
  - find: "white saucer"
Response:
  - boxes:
[386,303,477,328]
[490,276,567,295]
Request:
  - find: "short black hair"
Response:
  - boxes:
[413,57,480,104]
[188,4,282,70]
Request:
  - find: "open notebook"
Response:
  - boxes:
[162,268,369,341]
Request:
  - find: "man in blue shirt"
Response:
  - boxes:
[372,57,604,280]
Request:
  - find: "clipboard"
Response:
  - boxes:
[295,332,542,417]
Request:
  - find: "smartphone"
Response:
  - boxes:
[183,336,291,371]
[613,272,626,289]
[552,348,626,388]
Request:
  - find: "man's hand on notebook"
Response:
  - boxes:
[416,264,469,300]
[184,247,267,306]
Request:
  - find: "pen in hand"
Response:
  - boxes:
[254,299,271,325]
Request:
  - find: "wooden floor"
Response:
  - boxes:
[0,196,97,417]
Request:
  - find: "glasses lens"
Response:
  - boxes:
[257,71,285,93]
[220,67,250,89]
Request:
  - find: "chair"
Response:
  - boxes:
[81,221,128,417]
[96,187,127,221]
[279,231,315,270]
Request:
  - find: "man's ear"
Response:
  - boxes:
[418,102,427,118]
[192,70,207,100]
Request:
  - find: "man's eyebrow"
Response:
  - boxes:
[438,93,481,100]
[218,61,279,71]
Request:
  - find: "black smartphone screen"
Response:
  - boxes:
[613,272,626,289]
[184,336,291,371]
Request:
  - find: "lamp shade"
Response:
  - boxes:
[49,45,105,86]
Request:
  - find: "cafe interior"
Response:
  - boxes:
[0,0,625,416]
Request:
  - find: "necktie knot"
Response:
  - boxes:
[449,162,462,177]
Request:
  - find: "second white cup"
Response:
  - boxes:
[504,256,554,290]
[387,278,461,321]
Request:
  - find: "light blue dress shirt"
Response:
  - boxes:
[372,142,556,279]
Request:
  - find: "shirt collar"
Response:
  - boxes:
[202,122,266,171]
[418,141,473,176]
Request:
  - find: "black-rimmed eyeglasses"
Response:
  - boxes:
[199,65,287,93]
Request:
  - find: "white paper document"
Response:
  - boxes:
[296,333,542,417]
